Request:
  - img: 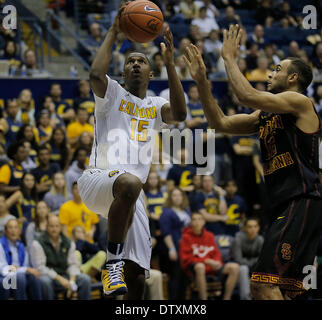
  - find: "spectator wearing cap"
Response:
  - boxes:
[0,219,42,300]
[30,214,91,300]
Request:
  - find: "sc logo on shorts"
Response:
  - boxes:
[281,243,292,260]
[108,170,120,177]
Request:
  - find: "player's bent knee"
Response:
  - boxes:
[114,173,142,202]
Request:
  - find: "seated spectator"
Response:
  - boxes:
[223,180,246,236]
[83,22,104,63]
[73,80,95,116]
[151,52,167,79]
[50,83,75,123]
[237,57,250,78]
[66,108,94,147]
[195,39,216,76]
[247,56,271,81]
[20,49,39,76]
[59,182,99,242]
[33,110,53,145]
[204,29,222,62]
[47,127,71,171]
[16,89,35,126]
[166,148,196,192]
[0,219,42,300]
[31,146,60,199]
[0,141,27,195]
[40,95,65,129]
[72,225,106,283]
[231,134,258,215]
[274,1,298,27]
[192,175,228,235]
[179,0,199,20]
[111,32,133,76]
[191,7,219,39]
[254,0,275,27]
[231,218,264,300]
[76,131,92,165]
[248,25,268,50]
[263,43,280,71]
[144,171,166,221]
[195,0,220,20]
[2,99,22,149]
[245,43,259,71]
[176,37,192,59]
[288,40,300,58]
[65,147,88,194]
[175,54,192,80]
[43,172,72,214]
[218,6,241,31]
[0,193,16,238]
[6,173,38,234]
[0,40,21,75]
[159,187,191,300]
[311,42,322,78]
[30,214,91,300]
[16,124,38,162]
[179,211,240,300]
[25,201,49,250]
[312,84,322,114]
[21,140,37,172]
[188,24,203,44]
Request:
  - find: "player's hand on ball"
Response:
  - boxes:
[161,27,174,66]
[221,24,243,60]
[183,44,207,83]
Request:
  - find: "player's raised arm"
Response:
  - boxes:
[183,44,260,135]
[89,5,126,98]
[221,25,313,117]
[160,27,187,123]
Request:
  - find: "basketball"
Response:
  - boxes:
[120,0,164,43]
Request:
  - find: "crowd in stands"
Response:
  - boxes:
[0,0,321,300]
[0,74,321,300]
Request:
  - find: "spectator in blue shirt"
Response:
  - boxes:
[0,219,42,300]
[248,25,268,50]
[159,187,191,300]
[223,180,247,236]
[218,6,241,31]
[31,145,60,199]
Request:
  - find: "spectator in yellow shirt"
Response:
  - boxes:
[247,56,271,82]
[66,108,94,148]
[59,182,98,242]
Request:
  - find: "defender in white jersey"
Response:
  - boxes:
[77,5,187,299]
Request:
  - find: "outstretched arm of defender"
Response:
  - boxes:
[160,27,187,123]
[222,25,313,117]
[89,5,126,98]
[183,44,260,135]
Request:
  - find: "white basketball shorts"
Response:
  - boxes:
[77,168,152,276]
